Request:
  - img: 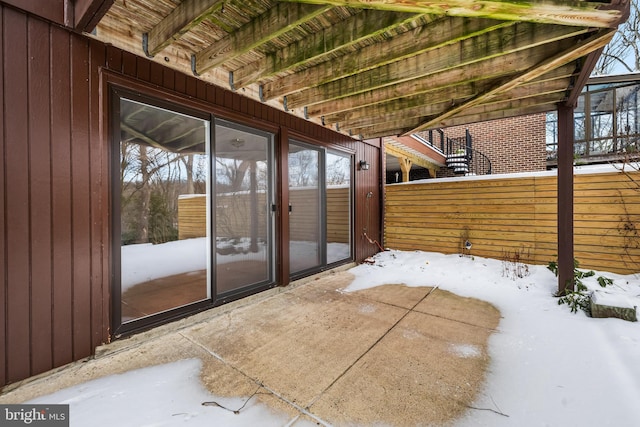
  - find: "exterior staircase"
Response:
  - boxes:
[444,130,492,176]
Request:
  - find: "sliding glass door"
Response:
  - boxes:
[112,84,351,335]
[113,88,276,334]
[289,141,323,275]
[214,120,275,295]
[326,151,352,264]
[288,142,353,276]
[116,95,211,326]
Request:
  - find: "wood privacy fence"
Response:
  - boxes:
[178,187,350,243]
[384,169,640,274]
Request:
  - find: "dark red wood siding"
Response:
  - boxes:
[354,139,384,262]
[0,4,382,387]
[1,0,66,26]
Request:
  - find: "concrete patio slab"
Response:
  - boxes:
[348,283,433,310]
[308,294,496,426]
[183,276,408,408]
[414,288,501,331]
[0,270,501,426]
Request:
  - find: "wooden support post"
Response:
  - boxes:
[557,103,575,295]
[399,157,412,182]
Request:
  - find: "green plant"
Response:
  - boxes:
[547,258,612,315]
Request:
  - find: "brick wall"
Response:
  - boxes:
[435,113,547,177]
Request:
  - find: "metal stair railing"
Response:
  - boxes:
[444,130,492,176]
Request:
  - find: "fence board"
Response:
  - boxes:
[385,169,640,274]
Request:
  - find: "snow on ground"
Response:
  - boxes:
[29,250,640,426]
[28,359,293,427]
[347,250,640,427]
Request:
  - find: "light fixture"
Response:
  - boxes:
[230,138,245,148]
[359,160,370,171]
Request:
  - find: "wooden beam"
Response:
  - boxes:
[355,102,557,139]
[305,40,578,119]
[283,22,588,109]
[192,2,332,76]
[280,0,627,28]
[350,84,566,133]
[399,157,412,182]
[419,102,558,129]
[143,0,224,58]
[231,10,424,89]
[385,144,440,171]
[74,0,114,32]
[262,17,514,101]
[346,72,570,126]
[557,103,575,295]
[404,28,617,135]
[565,46,603,107]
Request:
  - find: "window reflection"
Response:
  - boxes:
[289,142,321,274]
[326,151,351,264]
[215,121,273,293]
[119,98,210,323]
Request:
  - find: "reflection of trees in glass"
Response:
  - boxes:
[215,158,268,192]
[215,157,268,249]
[120,141,207,245]
[289,150,318,187]
[326,153,350,186]
[119,97,208,246]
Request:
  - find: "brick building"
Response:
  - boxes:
[434,113,548,177]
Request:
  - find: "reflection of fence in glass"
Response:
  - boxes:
[326,152,351,263]
[178,187,350,244]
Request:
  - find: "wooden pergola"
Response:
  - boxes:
[71,0,630,293]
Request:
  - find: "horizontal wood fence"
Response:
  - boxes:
[384,170,640,274]
[178,187,350,243]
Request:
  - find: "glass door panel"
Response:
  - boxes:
[289,141,323,274]
[326,151,352,264]
[215,120,274,295]
[118,97,210,324]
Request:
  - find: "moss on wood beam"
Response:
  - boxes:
[405,27,616,134]
[282,22,587,109]
[280,0,628,28]
[305,34,579,120]
[231,10,426,89]
[193,2,332,75]
[262,16,513,102]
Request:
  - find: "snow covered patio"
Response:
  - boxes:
[0,261,500,426]
[2,249,640,426]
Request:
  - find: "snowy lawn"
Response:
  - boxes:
[30,250,640,426]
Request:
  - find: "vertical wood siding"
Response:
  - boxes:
[385,171,640,274]
[0,4,6,388]
[1,5,381,387]
[1,8,110,385]
[355,140,383,261]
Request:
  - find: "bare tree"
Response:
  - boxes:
[595,0,639,75]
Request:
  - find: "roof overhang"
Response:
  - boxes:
[84,0,629,140]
